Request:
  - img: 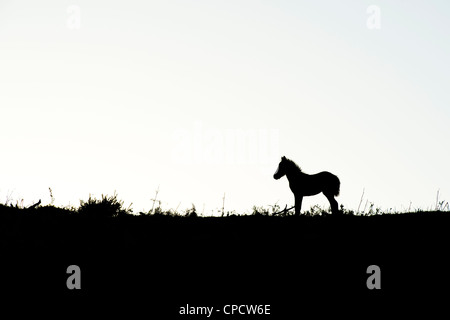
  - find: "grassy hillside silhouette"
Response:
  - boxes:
[1,195,449,316]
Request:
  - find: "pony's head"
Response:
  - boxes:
[273,156,288,180]
[273,156,301,180]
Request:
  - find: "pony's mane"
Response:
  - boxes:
[285,158,302,173]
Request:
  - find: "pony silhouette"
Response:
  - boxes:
[273,156,340,215]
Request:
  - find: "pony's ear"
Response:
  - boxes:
[281,156,286,161]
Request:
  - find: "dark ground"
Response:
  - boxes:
[1,205,449,317]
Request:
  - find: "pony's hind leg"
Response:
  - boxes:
[324,193,340,215]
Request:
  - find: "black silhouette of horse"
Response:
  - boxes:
[273,156,340,215]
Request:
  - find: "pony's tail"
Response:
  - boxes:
[333,176,340,197]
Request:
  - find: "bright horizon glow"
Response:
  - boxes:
[1,1,449,215]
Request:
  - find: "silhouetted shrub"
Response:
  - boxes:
[251,206,270,216]
[78,193,132,218]
[304,205,326,216]
[140,205,178,216]
[340,204,355,216]
[184,204,198,218]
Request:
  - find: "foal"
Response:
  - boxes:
[273,156,341,215]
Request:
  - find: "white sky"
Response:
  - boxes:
[1,0,449,214]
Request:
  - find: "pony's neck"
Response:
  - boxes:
[285,163,303,182]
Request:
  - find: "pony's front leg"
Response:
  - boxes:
[295,195,303,216]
